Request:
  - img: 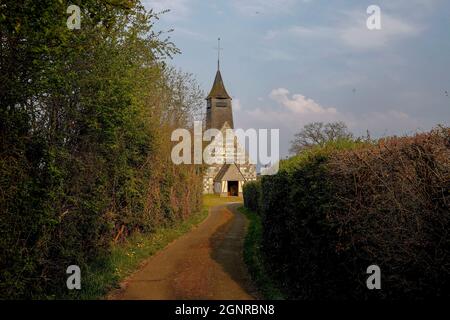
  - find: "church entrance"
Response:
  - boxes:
[227,181,239,196]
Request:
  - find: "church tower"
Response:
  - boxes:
[205,38,234,130]
[203,38,256,197]
[205,70,234,129]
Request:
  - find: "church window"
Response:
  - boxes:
[216,101,228,107]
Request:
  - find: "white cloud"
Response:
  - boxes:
[338,11,421,50]
[264,25,329,41]
[174,27,208,41]
[241,102,340,156]
[269,88,337,114]
[265,10,422,50]
[232,0,298,16]
[383,0,440,14]
[260,48,295,61]
[233,98,242,111]
[346,110,421,136]
[142,0,193,20]
[237,88,421,156]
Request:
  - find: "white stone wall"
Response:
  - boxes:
[202,125,257,194]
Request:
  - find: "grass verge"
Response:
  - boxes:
[238,206,284,300]
[202,194,243,207]
[71,202,212,299]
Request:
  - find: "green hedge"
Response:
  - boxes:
[243,181,261,213]
[0,1,203,299]
[243,129,450,299]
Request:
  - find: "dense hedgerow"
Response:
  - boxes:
[244,128,450,299]
[0,1,203,299]
[243,181,261,213]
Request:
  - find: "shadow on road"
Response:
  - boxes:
[209,203,259,299]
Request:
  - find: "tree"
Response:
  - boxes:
[0,0,204,298]
[289,122,353,154]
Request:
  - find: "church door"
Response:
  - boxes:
[227,181,239,196]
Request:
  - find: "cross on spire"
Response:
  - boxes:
[215,37,222,71]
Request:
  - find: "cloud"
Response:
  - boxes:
[346,110,421,136]
[237,88,421,156]
[142,0,193,20]
[266,88,418,133]
[383,0,440,14]
[232,0,298,16]
[265,10,422,50]
[269,88,337,114]
[233,98,242,111]
[338,11,421,50]
[174,27,208,41]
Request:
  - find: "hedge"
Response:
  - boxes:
[243,127,450,299]
[243,181,261,213]
[0,2,203,299]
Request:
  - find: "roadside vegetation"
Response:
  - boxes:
[0,1,204,299]
[76,199,213,299]
[85,195,241,299]
[244,125,450,300]
[203,194,243,207]
[238,206,284,300]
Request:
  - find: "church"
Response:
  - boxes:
[202,64,257,197]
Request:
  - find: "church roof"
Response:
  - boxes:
[207,70,231,100]
[214,164,246,182]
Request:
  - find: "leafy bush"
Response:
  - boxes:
[0,1,203,299]
[244,130,450,299]
[243,181,261,213]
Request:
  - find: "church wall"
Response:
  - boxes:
[202,162,257,195]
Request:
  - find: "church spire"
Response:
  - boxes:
[207,38,231,100]
[205,38,234,130]
[206,70,231,100]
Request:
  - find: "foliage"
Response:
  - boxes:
[244,129,450,299]
[74,204,209,299]
[0,1,203,298]
[289,121,354,154]
[238,206,284,300]
[202,194,243,207]
[243,181,261,213]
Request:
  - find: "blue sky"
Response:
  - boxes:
[143,0,450,156]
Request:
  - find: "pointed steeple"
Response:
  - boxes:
[205,38,234,130]
[206,70,232,100]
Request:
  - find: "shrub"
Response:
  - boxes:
[328,127,450,299]
[0,2,203,299]
[243,181,261,213]
[250,129,450,299]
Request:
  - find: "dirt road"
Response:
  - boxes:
[109,202,258,300]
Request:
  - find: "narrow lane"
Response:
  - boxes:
[109,203,257,300]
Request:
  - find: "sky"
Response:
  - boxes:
[142,0,450,157]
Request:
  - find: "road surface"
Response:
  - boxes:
[109,202,258,300]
